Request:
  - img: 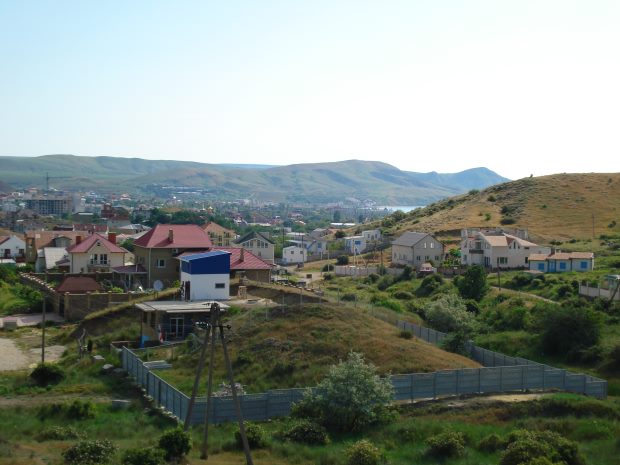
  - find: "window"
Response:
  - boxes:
[559,262,566,270]
[430,242,434,248]
[416,256,421,261]
[215,283,225,289]
[580,261,588,269]
[157,259,166,268]
[425,256,429,261]
[423,242,427,248]
[99,253,108,265]
[435,256,440,261]
[498,257,508,265]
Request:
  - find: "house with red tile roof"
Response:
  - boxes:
[133,224,213,288]
[66,233,127,273]
[178,247,274,283]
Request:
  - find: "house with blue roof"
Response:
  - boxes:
[180,250,231,301]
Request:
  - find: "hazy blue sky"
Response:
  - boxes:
[1,1,619,179]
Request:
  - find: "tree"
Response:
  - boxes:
[534,303,602,361]
[456,265,489,301]
[425,294,475,334]
[336,255,349,265]
[292,352,393,432]
[335,230,346,239]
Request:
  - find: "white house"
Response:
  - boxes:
[179,250,231,301]
[460,228,550,269]
[362,229,382,243]
[391,232,444,269]
[0,235,26,260]
[344,235,366,254]
[233,231,275,263]
[528,251,594,273]
[66,233,127,273]
[282,245,307,264]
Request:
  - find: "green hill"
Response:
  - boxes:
[0,154,508,204]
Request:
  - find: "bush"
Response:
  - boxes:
[291,352,393,432]
[416,273,443,297]
[38,400,96,421]
[441,330,471,355]
[501,217,516,225]
[377,275,394,291]
[392,290,413,300]
[323,273,334,281]
[534,304,602,361]
[36,426,84,442]
[322,264,335,272]
[158,428,191,461]
[346,439,383,465]
[456,265,488,301]
[236,423,267,449]
[500,430,584,465]
[283,420,330,445]
[121,448,164,465]
[62,439,117,465]
[341,293,357,302]
[425,431,466,458]
[30,363,65,387]
[425,294,474,334]
[477,433,505,452]
[336,255,349,265]
[399,330,413,339]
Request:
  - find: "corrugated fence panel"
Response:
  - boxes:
[411,373,435,399]
[435,371,458,397]
[457,369,481,395]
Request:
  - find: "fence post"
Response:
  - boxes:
[542,366,546,390]
[410,374,414,402]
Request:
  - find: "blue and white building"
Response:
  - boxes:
[180,250,231,301]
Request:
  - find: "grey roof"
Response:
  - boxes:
[234,230,274,245]
[392,232,430,247]
[43,247,69,270]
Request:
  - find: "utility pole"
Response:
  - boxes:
[41,296,46,364]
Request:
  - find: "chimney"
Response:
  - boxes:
[168,228,174,243]
[76,235,82,245]
[108,232,116,245]
[240,248,245,262]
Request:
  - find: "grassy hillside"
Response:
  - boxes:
[149,304,479,394]
[381,173,620,244]
[0,155,508,204]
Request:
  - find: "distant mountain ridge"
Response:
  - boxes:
[0,155,509,204]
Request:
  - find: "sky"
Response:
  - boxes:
[1,1,619,180]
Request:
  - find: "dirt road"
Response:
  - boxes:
[0,337,66,371]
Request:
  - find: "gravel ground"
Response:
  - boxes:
[0,338,66,371]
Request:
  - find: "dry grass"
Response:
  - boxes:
[383,173,620,246]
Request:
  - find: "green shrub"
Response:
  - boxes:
[377,275,394,291]
[322,264,335,272]
[30,363,65,387]
[283,420,330,445]
[477,433,505,452]
[36,426,84,442]
[501,430,584,465]
[501,217,516,225]
[425,294,474,334]
[425,431,466,458]
[292,352,393,432]
[346,439,383,465]
[392,290,413,300]
[455,264,488,301]
[367,273,379,283]
[62,439,117,465]
[416,274,443,297]
[441,330,471,355]
[336,255,349,266]
[158,428,191,461]
[37,400,96,421]
[323,273,334,281]
[236,423,267,449]
[121,448,164,465]
[341,293,356,302]
[399,330,413,340]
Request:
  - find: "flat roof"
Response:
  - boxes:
[136,300,229,313]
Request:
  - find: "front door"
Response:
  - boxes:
[169,316,184,340]
[549,261,556,272]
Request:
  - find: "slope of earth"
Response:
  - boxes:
[152,303,480,394]
[382,173,620,244]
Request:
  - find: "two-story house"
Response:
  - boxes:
[460,228,550,269]
[66,233,127,273]
[233,231,275,263]
[202,221,237,247]
[133,224,213,288]
[0,235,26,261]
[391,232,444,269]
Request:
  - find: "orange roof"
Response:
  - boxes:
[56,277,103,293]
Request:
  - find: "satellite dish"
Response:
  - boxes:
[153,280,164,291]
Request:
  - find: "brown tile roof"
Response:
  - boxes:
[25,231,84,250]
[528,253,549,261]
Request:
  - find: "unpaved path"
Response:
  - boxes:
[0,337,66,371]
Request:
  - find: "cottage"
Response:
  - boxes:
[0,235,26,261]
[528,251,594,273]
[392,232,444,269]
[282,245,307,265]
[233,231,275,263]
[66,233,127,273]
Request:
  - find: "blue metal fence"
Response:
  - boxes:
[121,315,607,425]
